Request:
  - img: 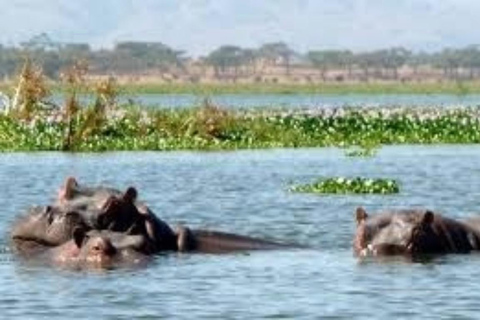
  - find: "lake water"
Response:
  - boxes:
[45,93,480,110]
[126,93,480,109]
[2,146,480,319]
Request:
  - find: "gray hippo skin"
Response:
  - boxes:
[176,226,297,254]
[39,229,149,269]
[55,177,178,252]
[354,207,480,257]
[11,205,86,248]
[12,177,299,258]
[56,177,297,254]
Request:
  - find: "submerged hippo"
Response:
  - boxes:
[354,207,480,257]
[54,177,295,253]
[35,229,149,269]
[55,177,178,252]
[11,205,86,248]
[176,226,294,253]
[11,177,298,261]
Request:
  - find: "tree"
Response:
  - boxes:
[433,49,462,80]
[377,47,411,79]
[457,46,480,79]
[258,42,296,75]
[307,50,352,81]
[205,45,244,79]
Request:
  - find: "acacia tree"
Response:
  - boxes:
[457,46,480,79]
[307,50,352,81]
[206,45,245,79]
[258,42,296,75]
[433,49,463,80]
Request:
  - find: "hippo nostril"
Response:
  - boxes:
[47,212,54,225]
[105,245,117,256]
[43,206,52,215]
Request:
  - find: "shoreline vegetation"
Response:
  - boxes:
[4,104,480,152]
[99,81,480,95]
[3,60,480,152]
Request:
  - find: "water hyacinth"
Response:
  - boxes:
[290,177,400,194]
[1,104,480,151]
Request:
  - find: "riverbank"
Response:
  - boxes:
[2,105,480,152]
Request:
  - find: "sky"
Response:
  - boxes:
[1,0,480,56]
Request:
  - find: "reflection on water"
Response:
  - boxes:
[1,146,480,318]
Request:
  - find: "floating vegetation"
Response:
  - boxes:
[290,177,400,195]
[3,105,480,151]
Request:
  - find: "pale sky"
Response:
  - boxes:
[1,0,480,56]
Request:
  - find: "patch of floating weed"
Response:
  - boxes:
[290,177,400,194]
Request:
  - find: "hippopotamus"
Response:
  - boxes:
[55,177,178,252]
[29,228,149,269]
[354,207,480,257]
[12,177,298,259]
[54,177,296,253]
[175,226,295,253]
[11,205,86,248]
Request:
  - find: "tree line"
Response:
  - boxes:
[2,33,480,82]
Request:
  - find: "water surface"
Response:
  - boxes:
[47,93,480,109]
[1,146,480,319]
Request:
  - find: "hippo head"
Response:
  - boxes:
[56,177,144,233]
[56,176,124,212]
[66,229,149,269]
[354,207,438,256]
[11,205,86,247]
[72,228,117,266]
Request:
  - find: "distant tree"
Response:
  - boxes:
[457,46,480,79]
[381,47,411,79]
[407,51,431,77]
[20,33,59,52]
[258,42,296,75]
[205,45,244,79]
[307,50,351,81]
[354,51,380,81]
[433,49,462,80]
[240,48,258,75]
[113,41,185,72]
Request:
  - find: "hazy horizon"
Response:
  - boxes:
[2,0,480,56]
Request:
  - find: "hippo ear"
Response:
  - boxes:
[421,210,435,226]
[62,176,78,200]
[73,227,87,248]
[356,207,368,224]
[123,187,137,203]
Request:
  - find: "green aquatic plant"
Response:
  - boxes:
[290,177,400,195]
[4,95,480,151]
